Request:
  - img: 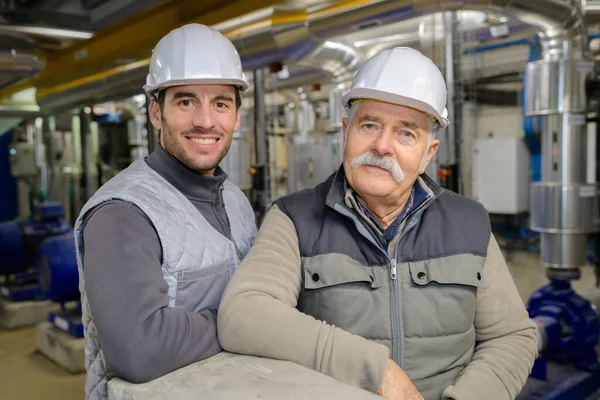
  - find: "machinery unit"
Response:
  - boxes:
[8,141,39,177]
[36,231,83,337]
[517,19,600,400]
[0,202,72,301]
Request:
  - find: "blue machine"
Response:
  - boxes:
[0,203,73,301]
[517,281,600,399]
[36,232,83,337]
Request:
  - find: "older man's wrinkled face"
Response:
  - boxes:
[342,101,439,200]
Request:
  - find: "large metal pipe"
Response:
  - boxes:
[524,3,597,274]
[0,25,93,40]
[0,51,45,89]
[296,40,364,83]
[213,0,590,69]
[442,11,458,171]
[37,1,588,113]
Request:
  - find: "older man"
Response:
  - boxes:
[217,47,537,400]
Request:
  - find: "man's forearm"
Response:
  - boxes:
[218,205,389,393]
[442,235,537,400]
[83,201,221,383]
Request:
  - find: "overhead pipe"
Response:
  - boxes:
[0,25,93,40]
[213,0,590,69]
[0,104,43,117]
[35,0,589,112]
[0,51,45,90]
[296,40,364,83]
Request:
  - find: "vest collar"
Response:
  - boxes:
[145,143,227,202]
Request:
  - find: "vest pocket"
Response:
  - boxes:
[174,261,230,313]
[404,256,484,336]
[299,255,389,341]
[303,255,380,289]
[408,257,484,288]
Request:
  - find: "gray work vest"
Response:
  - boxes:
[73,159,257,399]
[274,167,490,400]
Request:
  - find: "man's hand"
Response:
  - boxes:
[377,359,423,400]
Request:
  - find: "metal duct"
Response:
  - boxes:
[36,0,588,112]
[36,61,148,112]
[0,104,42,117]
[0,25,94,40]
[214,0,589,69]
[0,51,45,90]
[296,40,364,82]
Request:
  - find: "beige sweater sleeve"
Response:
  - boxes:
[217,204,390,393]
[442,234,538,400]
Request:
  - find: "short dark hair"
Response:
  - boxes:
[154,87,242,111]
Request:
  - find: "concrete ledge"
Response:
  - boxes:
[108,352,380,400]
[0,296,60,329]
[35,321,85,374]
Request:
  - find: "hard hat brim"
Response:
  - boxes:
[342,87,449,129]
[144,78,249,98]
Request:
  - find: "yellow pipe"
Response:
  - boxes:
[13,0,379,103]
[35,58,151,99]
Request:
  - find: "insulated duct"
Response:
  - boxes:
[213,0,590,69]
[37,0,588,113]
[0,51,45,90]
[296,40,364,83]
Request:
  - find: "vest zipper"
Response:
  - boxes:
[218,185,232,238]
[390,258,401,364]
[332,204,402,365]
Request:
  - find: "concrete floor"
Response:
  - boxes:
[0,247,598,400]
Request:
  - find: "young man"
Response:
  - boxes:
[73,24,257,399]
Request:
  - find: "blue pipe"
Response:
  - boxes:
[464,33,600,56]
[463,38,531,55]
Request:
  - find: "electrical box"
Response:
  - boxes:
[8,142,38,177]
[472,137,531,214]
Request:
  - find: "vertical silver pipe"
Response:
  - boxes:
[42,116,59,201]
[79,108,94,202]
[527,35,599,276]
[443,11,462,193]
[253,68,270,219]
[443,11,457,166]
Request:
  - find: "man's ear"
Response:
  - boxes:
[149,98,162,130]
[342,117,349,143]
[419,138,440,174]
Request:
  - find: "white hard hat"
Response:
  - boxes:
[143,23,249,97]
[342,47,449,129]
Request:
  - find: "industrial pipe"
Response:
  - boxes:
[35,0,589,113]
[0,51,45,90]
[213,0,590,69]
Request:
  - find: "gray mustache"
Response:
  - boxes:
[350,152,404,182]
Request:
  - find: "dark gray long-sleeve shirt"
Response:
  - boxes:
[81,143,232,383]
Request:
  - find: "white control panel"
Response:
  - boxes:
[472,137,531,214]
[9,142,38,177]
